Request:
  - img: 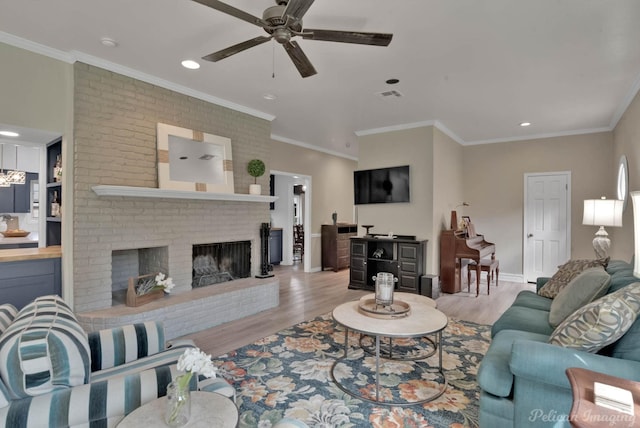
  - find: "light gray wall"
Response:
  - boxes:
[269,140,357,270]
[462,132,613,275]
[0,43,72,134]
[612,90,640,262]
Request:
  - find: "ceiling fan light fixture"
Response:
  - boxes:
[181,59,201,69]
[520,122,531,127]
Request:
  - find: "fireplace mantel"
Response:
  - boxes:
[92,185,278,203]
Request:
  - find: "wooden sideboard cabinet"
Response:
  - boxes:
[348,236,427,294]
[321,223,357,271]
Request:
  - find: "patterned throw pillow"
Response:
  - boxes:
[548,282,640,352]
[0,295,91,398]
[538,257,609,298]
[0,303,18,335]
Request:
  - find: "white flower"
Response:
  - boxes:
[177,348,217,379]
[155,272,175,294]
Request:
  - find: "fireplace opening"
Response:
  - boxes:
[111,246,169,305]
[192,241,251,288]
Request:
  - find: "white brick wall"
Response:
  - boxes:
[73,63,273,313]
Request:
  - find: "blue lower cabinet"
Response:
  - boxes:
[269,229,283,265]
[0,257,61,309]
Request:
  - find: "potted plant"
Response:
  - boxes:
[247,159,265,195]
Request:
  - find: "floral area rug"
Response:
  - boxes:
[212,312,491,428]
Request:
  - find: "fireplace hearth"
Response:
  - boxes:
[192,241,251,288]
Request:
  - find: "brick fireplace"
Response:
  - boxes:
[70,62,277,338]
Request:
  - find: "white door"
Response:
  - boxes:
[524,172,571,282]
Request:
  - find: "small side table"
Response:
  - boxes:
[117,391,238,428]
[566,367,640,427]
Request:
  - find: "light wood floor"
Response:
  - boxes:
[181,264,535,357]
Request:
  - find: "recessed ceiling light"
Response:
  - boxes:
[386,78,400,85]
[100,37,118,48]
[0,131,19,137]
[520,122,531,127]
[263,93,277,100]
[181,60,200,70]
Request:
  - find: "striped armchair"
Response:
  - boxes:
[0,296,233,428]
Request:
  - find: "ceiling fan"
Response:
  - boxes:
[192,0,393,78]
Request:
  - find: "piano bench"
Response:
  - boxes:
[467,258,499,296]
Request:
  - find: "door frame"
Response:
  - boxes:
[523,171,572,282]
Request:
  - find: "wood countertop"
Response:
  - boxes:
[0,246,62,262]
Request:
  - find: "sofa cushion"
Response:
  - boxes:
[548,267,611,327]
[548,282,640,352]
[0,304,18,335]
[0,295,91,398]
[477,329,549,397]
[607,268,638,293]
[510,290,552,311]
[538,257,609,298]
[491,305,554,338]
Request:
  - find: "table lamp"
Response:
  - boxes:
[582,197,623,259]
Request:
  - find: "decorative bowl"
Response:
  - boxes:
[1,230,31,237]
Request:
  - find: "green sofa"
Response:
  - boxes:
[477,259,640,427]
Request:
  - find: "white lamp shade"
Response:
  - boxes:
[632,191,640,278]
[582,199,624,227]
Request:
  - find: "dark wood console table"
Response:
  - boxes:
[348,236,427,294]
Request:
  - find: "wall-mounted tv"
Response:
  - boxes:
[354,165,410,205]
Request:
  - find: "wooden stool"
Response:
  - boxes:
[467,258,499,296]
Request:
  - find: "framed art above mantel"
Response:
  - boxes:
[157,123,235,194]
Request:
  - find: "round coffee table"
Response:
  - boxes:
[117,391,238,428]
[331,295,448,406]
[358,293,438,360]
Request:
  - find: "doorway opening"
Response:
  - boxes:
[270,171,312,272]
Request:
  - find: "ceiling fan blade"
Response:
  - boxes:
[191,0,270,27]
[283,41,317,78]
[302,29,393,46]
[202,36,272,62]
[282,0,315,22]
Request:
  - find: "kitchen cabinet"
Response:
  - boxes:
[269,228,282,265]
[46,138,62,246]
[0,172,38,213]
[0,255,61,310]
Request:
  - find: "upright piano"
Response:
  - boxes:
[440,229,496,293]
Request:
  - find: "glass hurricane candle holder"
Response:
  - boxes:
[374,272,396,307]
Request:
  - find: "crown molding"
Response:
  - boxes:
[0,32,275,123]
[0,31,75,63]
[355,120,465,145]
[464,127,612,146]
[610,70,640,130]
[271,134,358,161]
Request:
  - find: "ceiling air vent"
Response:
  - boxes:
[376,90,404,99]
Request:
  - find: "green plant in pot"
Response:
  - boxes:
[247,159,265,195]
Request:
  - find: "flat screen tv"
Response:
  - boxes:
[354,165,410,205]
